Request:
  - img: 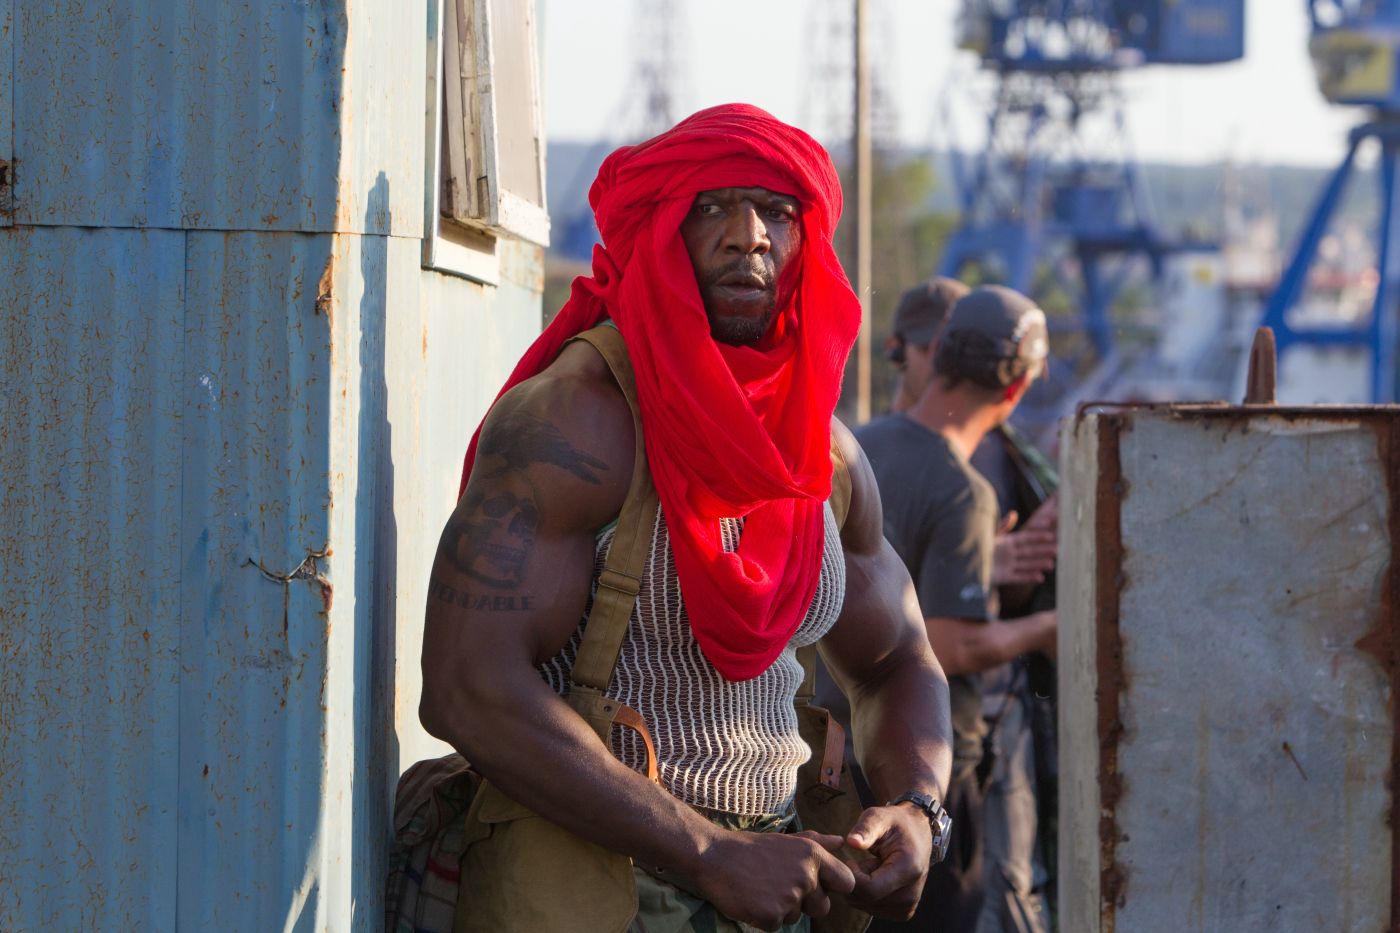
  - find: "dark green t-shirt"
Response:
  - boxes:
[854,414,1000,775]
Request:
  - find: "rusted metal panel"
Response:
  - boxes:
[12,0,427,236]
[0,226,186,929]
[178,230,354,929]
[1059,415,1105,928]
[14,1,348,232]
[1,0,547,925]
[1092,414,1127,923]
[1062,407,1398,932]
[0,223,543,928]
[335,2,429,237]
[1,0,13,227]
[14,1,337,231]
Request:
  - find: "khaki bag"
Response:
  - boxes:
[388,325,869,933]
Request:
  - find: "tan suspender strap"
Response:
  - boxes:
[559,327,662,782]
[829,434,853,531]
[565,325,660,693]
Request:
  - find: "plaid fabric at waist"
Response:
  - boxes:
[628,807,811,933]
[692,806,798,834]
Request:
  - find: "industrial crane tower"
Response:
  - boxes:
[1260,0,1400,402]
[941,1,1245,392]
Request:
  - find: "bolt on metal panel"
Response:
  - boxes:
[1061,406,1397,932]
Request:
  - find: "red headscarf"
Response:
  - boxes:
[460,104,860,681]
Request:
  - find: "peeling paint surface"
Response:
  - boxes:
[334,0,428,236]
[1,0,13,227]
[9,0,455,227]
[1062,408,1397,932]
[12,0,422,236]
[1058,415,1105,930]
[0,225,545,929]
[1,227,186,930]
[0,0,545,925]
[178,231,342,929]
[14,2,348,231]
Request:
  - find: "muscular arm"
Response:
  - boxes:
[419,345,852,928]
[420,350,721,877]
[924,610,1057,676]
[818,419,954,918]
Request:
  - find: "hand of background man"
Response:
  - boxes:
[990,494,1059,587]
[691,828,855,930]
[1024,492,1058,532]
[840,803,934,920]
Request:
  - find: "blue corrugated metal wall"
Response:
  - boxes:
[179,232,340,929]
[0,1,545,927]
[15,1,344,231]
[1,227,187,929]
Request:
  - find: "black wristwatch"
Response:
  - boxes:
[887,791,953,865]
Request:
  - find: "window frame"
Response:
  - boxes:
[422,0,549,283]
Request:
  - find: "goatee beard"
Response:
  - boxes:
[701,258,778,346]
[708,304,777,346]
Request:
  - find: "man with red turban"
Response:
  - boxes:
[420,104,953,930]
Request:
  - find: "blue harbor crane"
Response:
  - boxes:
[941,1,1245,377]
[1260,0,1400,402]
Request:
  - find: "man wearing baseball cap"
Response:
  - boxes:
[886,277,971,413]
[853,285,1058,933]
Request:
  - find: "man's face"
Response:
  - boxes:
[679,186,802,346]
[889,337,937,411]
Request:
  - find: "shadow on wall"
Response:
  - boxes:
[351,171,398,929]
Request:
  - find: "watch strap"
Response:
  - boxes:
[887,791,953,865]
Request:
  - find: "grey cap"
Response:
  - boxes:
[935,285,1050,389]
[892,277,971,347]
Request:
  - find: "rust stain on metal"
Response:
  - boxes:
[1077,399,1230,419]
[1090,405,1398,927]
[1094,413,1129,928]
[314,254,334,319]
[0,159,15,219]
[1358,417,1400,931]
[1280,741,1309,781]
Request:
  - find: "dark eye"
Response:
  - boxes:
[695,202,721,216]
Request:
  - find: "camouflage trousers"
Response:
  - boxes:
[628,811,810,933]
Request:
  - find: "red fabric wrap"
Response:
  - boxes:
[459,104,860,681]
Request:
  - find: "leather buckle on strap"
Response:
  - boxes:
[597,568,642,598]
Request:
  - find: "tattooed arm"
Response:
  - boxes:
[419,342,853,927]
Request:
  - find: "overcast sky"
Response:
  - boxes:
[541,0,1362,167]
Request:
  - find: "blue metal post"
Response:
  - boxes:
[1372,138,1400,401]
[1259,130,1365,356]
[1081,251,1112,358]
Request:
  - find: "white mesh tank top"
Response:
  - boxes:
[538,501,847,816]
